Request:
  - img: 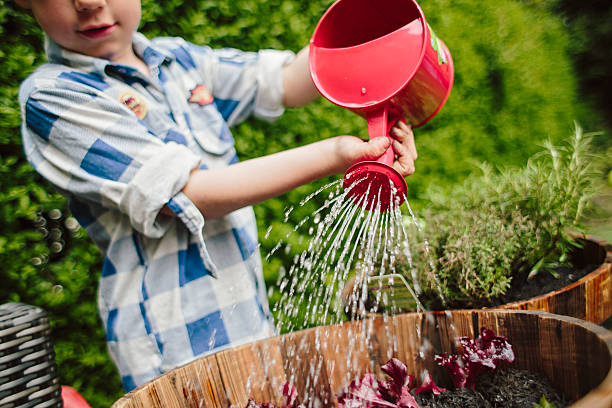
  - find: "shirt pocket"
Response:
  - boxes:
[191,128,234,156]
[189,105,235,156]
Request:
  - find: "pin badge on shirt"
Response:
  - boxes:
[188,84,213,106]
[119,92,147,120]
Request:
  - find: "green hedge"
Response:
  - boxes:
[0,0,607,406]
[553,0,612,132]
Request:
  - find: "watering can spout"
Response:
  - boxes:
[343,106,408,212]
[366,108,397,167]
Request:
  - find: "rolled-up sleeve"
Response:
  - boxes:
[253,49,296,120]
[20,79,202,239]
[118,143,201,237]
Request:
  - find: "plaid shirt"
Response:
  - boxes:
[19,33,294,391]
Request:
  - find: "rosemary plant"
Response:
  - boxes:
[405,125,599,308]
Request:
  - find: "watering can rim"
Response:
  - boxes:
[309,0,431,110]
[309,18,427,51]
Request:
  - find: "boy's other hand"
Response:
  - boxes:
[334,121,417,178]
[390,121,417,176]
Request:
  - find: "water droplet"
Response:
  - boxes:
[260,177,451,402]
[208,330,217,349]
[284,206,294,222]
[264,225,273,239]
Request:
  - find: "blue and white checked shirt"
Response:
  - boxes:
[19,33,294,391]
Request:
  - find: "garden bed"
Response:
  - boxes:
[356,236,611,324]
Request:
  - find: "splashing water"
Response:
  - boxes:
[245,175,454,407]
[270,175,445,335]
[182,176,451,408]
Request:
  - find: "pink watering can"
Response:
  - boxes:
[309,0,454,211]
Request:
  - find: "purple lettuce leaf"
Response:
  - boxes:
[282,382,299,407]
[477,328,515,366]
[433,353,469,389]
[414,374,446,396]
[337,359,420,408]
[337,373,396,408]
[378,358,414,401]
[435,327,515,389]
[396,388,420,408]
[246,399,276,408]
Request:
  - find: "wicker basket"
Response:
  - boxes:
[0,303,62,408]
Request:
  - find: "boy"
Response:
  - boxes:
[17,0,417,390]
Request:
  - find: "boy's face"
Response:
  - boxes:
[16,0,142,63]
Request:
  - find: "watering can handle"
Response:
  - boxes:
[365,108,401,167]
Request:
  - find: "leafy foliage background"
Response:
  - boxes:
[0,0,609,406]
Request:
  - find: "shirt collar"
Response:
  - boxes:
[45,32,175,74]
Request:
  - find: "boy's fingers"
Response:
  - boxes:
[392,140,416,176]
[405,132,418,161]
[391,123,414,145]
[372,136,392,151]
[393,157,415,176]
[358,137,391,160]
[391,121,412,139]
[392,126,417,161]
[387,121,417,176]
[396,120,412,134]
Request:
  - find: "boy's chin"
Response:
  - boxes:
[76,44,130,62]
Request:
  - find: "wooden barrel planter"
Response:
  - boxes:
[111,310,612,408]
[493,235,611,324]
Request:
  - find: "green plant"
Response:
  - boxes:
[533,395,557,408]
[405,125,598,308]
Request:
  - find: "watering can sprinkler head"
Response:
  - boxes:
[343,161,408,212]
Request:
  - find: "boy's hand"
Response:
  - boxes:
[390,121,417,176]
[335,121,417,178]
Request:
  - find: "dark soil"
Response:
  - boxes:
[495,237,607,306]
[495,262,598,305]
[414,368,570,408]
